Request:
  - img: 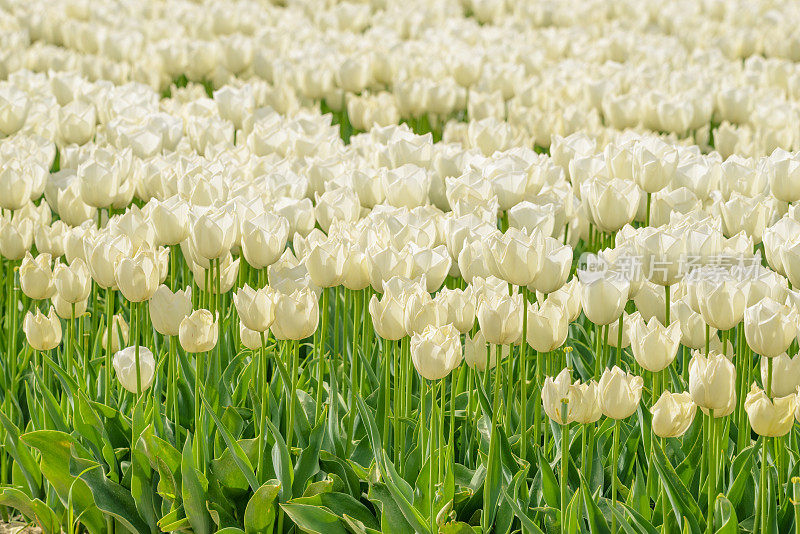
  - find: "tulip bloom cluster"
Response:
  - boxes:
[2,1,800,534]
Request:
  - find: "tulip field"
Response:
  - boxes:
[5,1,800,534]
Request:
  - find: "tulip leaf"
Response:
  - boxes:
[244,482,280,534]
[726,444,755,509]
[21,430,106,534]
[580,474,611,534]
[280,503,348,534]
[293,414,326,497]
[536,447,560,509]
[713,495,738,534]
[499,470,545,534]
[289,492,379,530]
[200,389,259,492]
[71,454,152,534]
[354,394,431,534]
[0,487,60,534]
[181,434,212,534]
[263,415,294,502]
[0,410,42,498]
[650,439,705,534]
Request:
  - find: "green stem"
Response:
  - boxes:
[611,419,620,534]
[560,402,569,534]
[429,379,436,534]
[521,286,529,465]
[287,340,298,450]
[759,436,768,534]
[104,289,114,404]
[258,332,268,482]
[317,289,328,420]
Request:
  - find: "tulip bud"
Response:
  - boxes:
[435,286,476,334]
[240,322,264,351]
[78,159,118,209]
[305,238,347,288]
[629,315,681,372]
[580,177,640,233]
[697,273,746,331]
[149,285,192,337]
[23,307,62,351]
[190,209,236,261]
[531,237,572,294]
[650,391,696,438]
[113,346,156,394]
[526,300,568,353]
[671,298,714,350]
[489,227,544,287]
[233,284,276,333]
[115,249,160,302]
[179,309,219,353]
[745,384,797,437]
[571,380,602,424]
[53,258,92,303]
[405,291,448,336]
[411,323,462,381]
[598,366,643,420]
[578,269,630,326]
[240,212,289,269]
[0,218,33,260]
[477,292,523,345]
[52,293,88,320]
[760,353,800,398]
[271,289,319,341]
[88,233,132,290]
[688,351,737,416]
[0,160,32,210]
[19,251,55,300]
[102,314,130,354]
[341,246,371,291]
[151,196,190,246]
[463,330,507,372]
[744,297,798,358]
[369,286,408,341]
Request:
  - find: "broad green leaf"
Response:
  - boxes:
[244,482,280,534]
[280,503,348,534]
[651,439,705,534]
[0,487,60,534]
[181,435,211,534]
[713,495,738,534]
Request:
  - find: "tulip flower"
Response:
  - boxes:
[526,300,568,353]
[52,293,88,319]
[489,227,543,287]
[19,251,55,300]
[53,258,92,303]
[463,330,507,372]
[578,269,630,326]
[115,249,160,302]
[650,391,696,438]
[671,298,714,350]
[697,273,746,331]
[149,285,193,337]
[638,226,686,286]
[531,237,572,294]
[369,289,409,341]
[23,308,62,351]
[744,297,798,358]
[435,286,477,334]
[305,238,347,288]
[190,208,236,261]
[271,289,319,340]
[240,322,263,351]
[88,233,132,290]
[404,291,447,335]
[0,218,33,260]
[629,315,681,372]
[477,292,523,345]
[760,353,800,398]
[410,323,461,381]
[233,284,276,333]
[179,309,219,353]
[113,346,156,394]
[598,366,643,420]
[745,384,797,437]
[580,177,640,233]
[688,351,737,416]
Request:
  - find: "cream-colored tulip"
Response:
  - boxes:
[305,238,347,288]
[477,292,523,345]
[102,314,129,354]
[271,289,319,341]
[52,293,88,320]
[490,227,543,287]
[88,233,132,290]
[190,209,236,260]
[760,353,800,398]
[240,322,264,351]
[405,291,447,335]
[650,391,696,438]
[526,300,568,353]
[151,196,190,246]
[571,380,602,424]
[671,298,714,350]
[233,284,276,333]
[113,346,156,394]
[435,286,476,334]
[629,315,681,372]
[411,323,462,380]
[23,307,62,351]
[463,330,507,372]
[531,237,572,294]
[697,274,746,331]
[53,258,91,303]
[179,309,219,353]
[19,251,55,300]
[149,285,192,337]
[744,297,798,358]
[115,249,160,302]
[598,366,643,419]
[688,351,737,416]
[578,269,630,326]
[744,384,797,437]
